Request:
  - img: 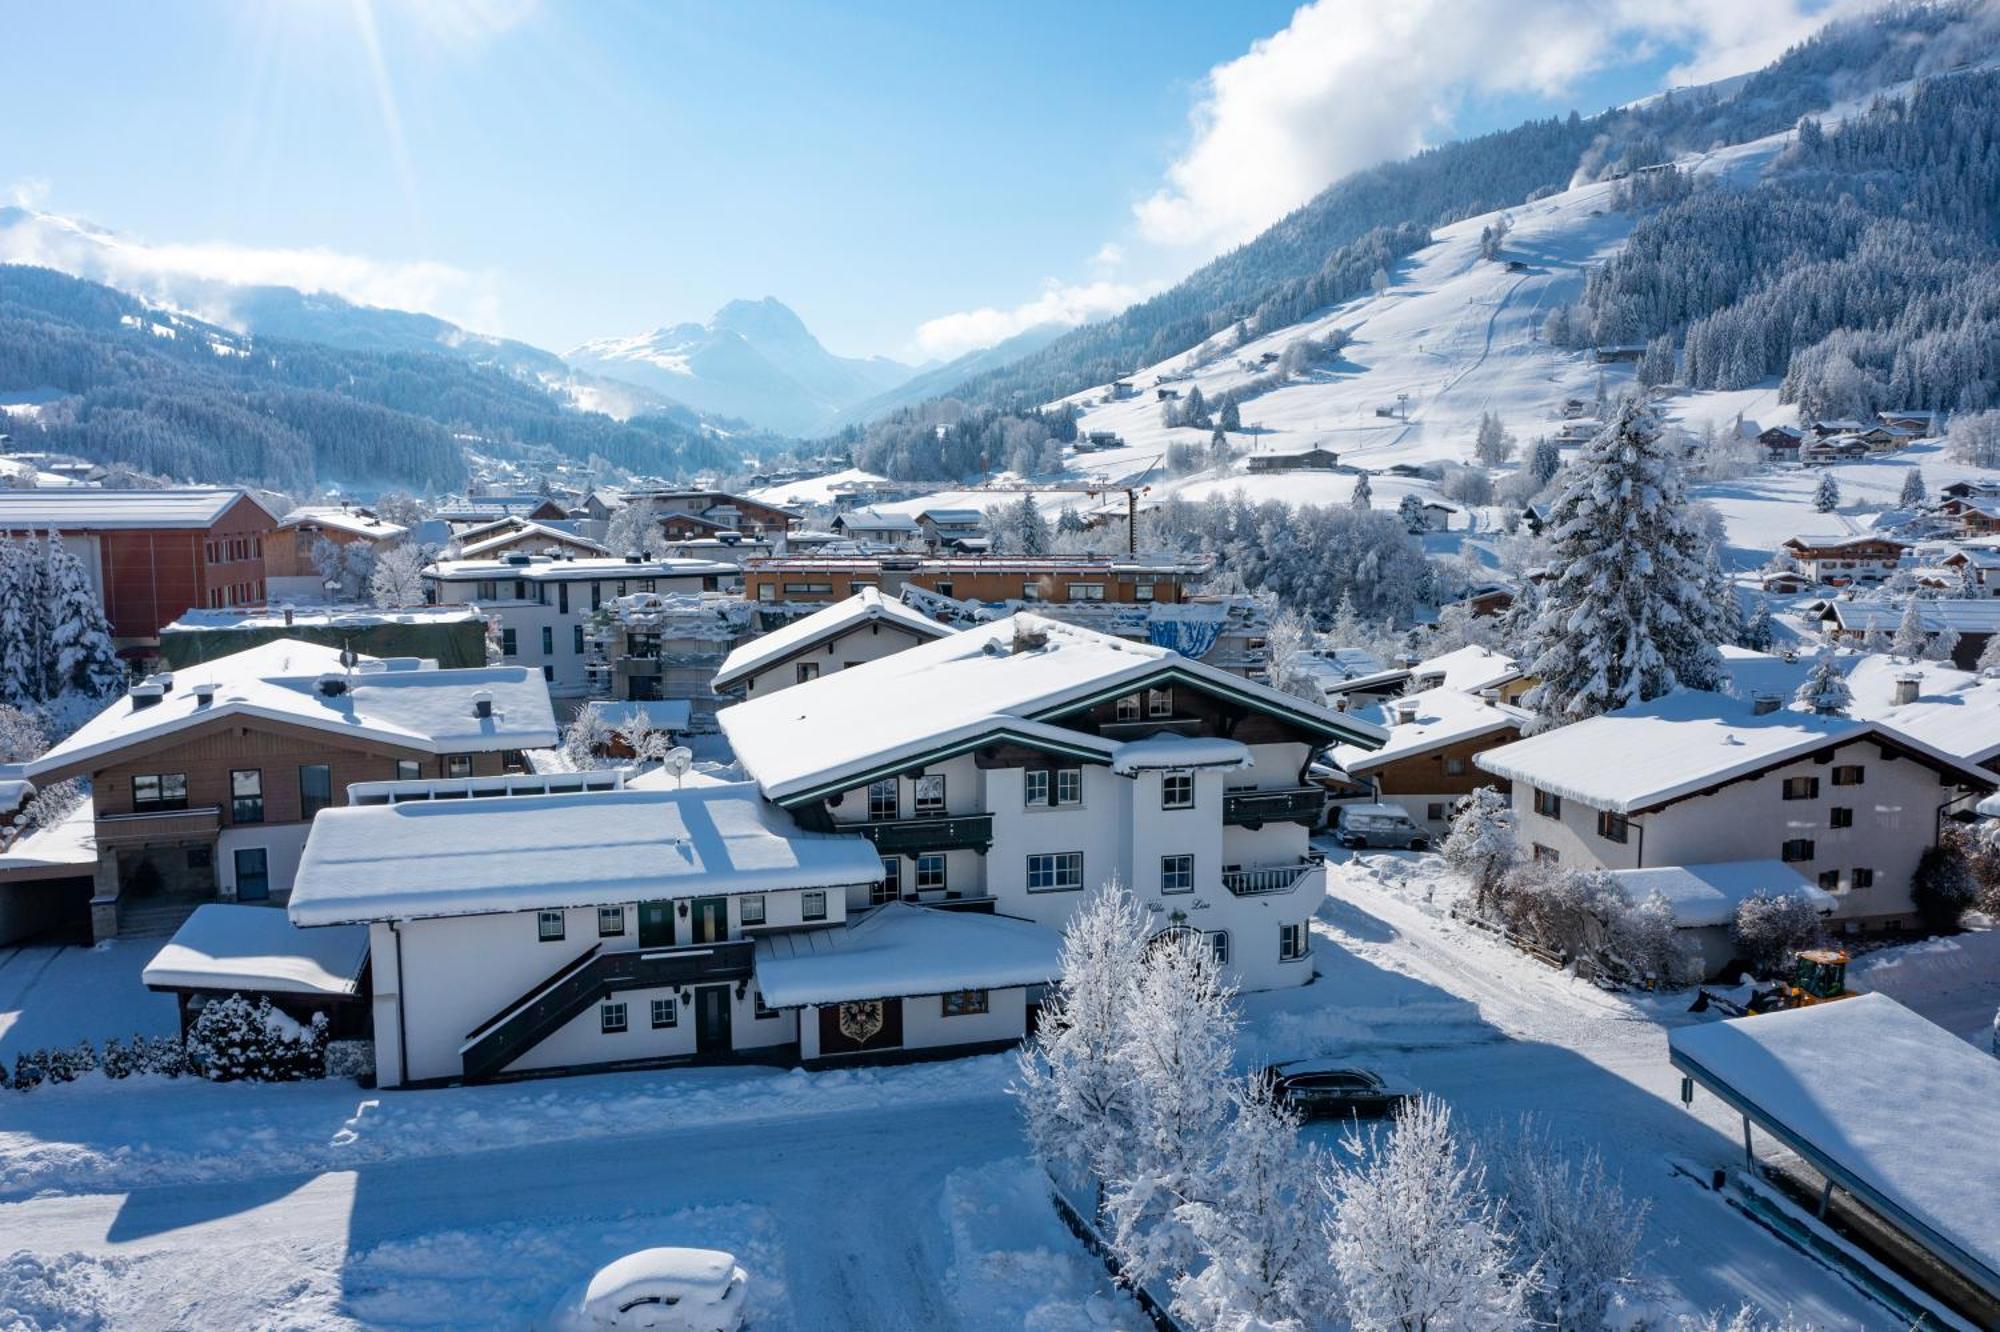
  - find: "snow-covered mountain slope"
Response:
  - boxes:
[568,297,915,436]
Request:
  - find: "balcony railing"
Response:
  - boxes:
[1222,786,1326,829]
[93,805,222,848]
[854,814,994,856]
[1220,860,1322,897]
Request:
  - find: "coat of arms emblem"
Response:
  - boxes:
[837,1000,885,1045]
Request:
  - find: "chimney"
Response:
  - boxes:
[129,681,165,711]
[472,689,493,720]
[282,605,295,627]
[1477,687,1500,703]
[154,672,173,694]
[1751,692,1781,716]
[1395,701,1419,726]
[191,682,216,707]
[1893,673,1921,706]
[316,672,349,698]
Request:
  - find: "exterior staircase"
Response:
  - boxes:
[113,894,207,941]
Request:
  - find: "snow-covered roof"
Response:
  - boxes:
[0,795,97,875]
[720,614,1385,803]
[28,639,557,779]
[1825,599,2000,633]
[1410,645,1523,693]
[1329,687,1528,775]
[425,555,738,582]
[0,487,270,530]
[753,902,1061,1008]
[1474,687,1996,815]
[837,509,919,532]
[1781,532,1908,551]
[1109,735,1252,775]
[711,589,953,692]
[162,605,485,633]
[458,522,608,559]
[1720,649,2000,768]
[143,904,370,997]
[918,507,984,524]
[279,506,407,542]
[288,782,883,926]
[1606,860,1831,929]
[1669,994,2000,1297]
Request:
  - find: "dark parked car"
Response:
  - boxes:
[1262,1061,1414,1120]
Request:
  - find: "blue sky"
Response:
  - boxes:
[0,1,1861,362]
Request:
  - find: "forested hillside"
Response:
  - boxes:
[0,266,752,492]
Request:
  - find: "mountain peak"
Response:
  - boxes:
[710,296,814,345]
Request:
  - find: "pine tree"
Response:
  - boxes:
[1703,547,1742,649]
[1793,649,1853,715]
[1520,398,1726,726]
[1397,494,1426,533]
[1350,471,1374,511]
[1899,468,1927,508]
[1219,398,1241,433]
[1008,494,1050,556]
[1739,599,1775,651]
[1056,506,1087,537]
[1891,595,1929,660]
[1474,412,1514,467]
[1977,630,2000,677]
[0,537,26,708]
[1812,472,1840,513]
[1927,621,1961,665]
[44,532,120,700]
[1183,386,1211,430]
[1527,438,1561,489]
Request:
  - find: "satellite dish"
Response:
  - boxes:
[663,747,694,785]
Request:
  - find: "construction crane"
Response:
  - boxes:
[973,455,1163,555]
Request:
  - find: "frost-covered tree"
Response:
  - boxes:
[605,499,673,558]
[1702,547,1742,650]
[1003,494,1051,556]
[43,533,120,701]
[1526,438,1561,491]
[1350,471,1374,511]
[1926,621,1961,665]
[1183,385,1212,431]
[0,705,45,763]
[369,542,431,607]
[1323,1096,1530,1332]
[1949,410,2000,467]
[1219,398,1241,433]
[1811,472,1840,513]
[1520,399,1725,726]
[1265,609,1322,702]
[1977,631,2000,677]
[1732,891,1826,975]
[1494,1121,1648,1330]
[1676,1306,1818,1332]
[1890,596,1929,660]
[1015,880,1147,1209]
[1739,599,1775,651]
[1174,1073,1329,1332]
[1792,649,1852,715]
[1396,494,1426,533]
[560,701,614,769]
[1636,333,1676,389]
[1898,468,1927,508]
[1442,787,1517,919]
[1056,506,1087,538]
[1106,930,1238,1286]
[1473,412,1514,467]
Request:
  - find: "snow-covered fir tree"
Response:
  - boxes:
[1350,471,1374,510]
[1218,398,1241,433]
[1526,438,1561,491]
[1473,412,1514,467]
[1899,467,1927,508]
[1927,620,1961,665]
[1702,546,1742,649]
[1891,595,1929,660]
[1442,787,1518,918]
[1056,506,1087,538]
[1519,398,1726,727]
[1793,649,1853,715]
[1977,630,2000,677]
[1812,472,1840,513]
[1001,494,1051,556]
[1739,599,1775,651]
[1396,494,1426,533]
[44,533,120,700]
[1322,1096,1530,1332]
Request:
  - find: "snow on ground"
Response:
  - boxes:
[745,467,893,509]
[0,940,178,1059]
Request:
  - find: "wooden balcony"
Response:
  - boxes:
[855,814,994,856]
[1222,786,1325,830]
[93,805,221,849]
[1221,859,1322,898]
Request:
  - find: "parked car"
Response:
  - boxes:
[1333,802,1429,851]
[551,1248,749,1332]
[1262,1060,1414,1120]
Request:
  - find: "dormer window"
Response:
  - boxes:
[1116,694,1141,722]
[1147,687,1173,718]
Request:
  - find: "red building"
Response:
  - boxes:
[0,488,278,643]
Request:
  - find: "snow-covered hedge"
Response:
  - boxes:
[1496,864,1699,989]
[10,996,331,1091]
[1730,892,1826,976]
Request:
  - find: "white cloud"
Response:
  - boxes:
[0,206,505,335]
[914,278,1160,362]
[1134,0,1864,254]
[1091,242,1126,270]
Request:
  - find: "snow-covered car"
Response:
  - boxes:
[549,1248,748,1332]
[1262,1061,1414,1120]
[1332,802,1429,851]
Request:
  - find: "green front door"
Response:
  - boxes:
[689,896,728,945]
[694,984,732,1056]
[638,900,675,948]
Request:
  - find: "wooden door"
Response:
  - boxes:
[694,984,732,1056]
[638,900,675,948]
[690,896,728,944]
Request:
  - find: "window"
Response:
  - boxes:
[474,580,498,601]
[915,853,946,892]
[934,581,954,598]
[446,754,474,779]
[395,759,421,781]
[1279,921,1310,962]
[1161,771,1195,810]
[1209,932,1230,966]
[867,778,898,821]
[1532,843,1559,866]
[543,665,555,682]
[1428,803,1448,822]
[1596,811,1628,844]
[600,1001,628,1034]
[1818,870,1841,893]
[1115,694,1141,722]
[573,624,585,655]
[1067,583,1105,601]
[757,583,776,602]
[500,628,518,657]
[1023,770,1050,806]
[230,769,264,824]
[1027,851,1084,892]
[538,909,566,941]
[1832,764,1865,786]
[651,997,678,1028]
[1161,854,1194,894]
[872,859,901,906]
[1445,756,1467,776]
[1055,768,1082,806]
[1830,807,1853,829]
[1782,776,1820,800]
[597,905,626,937]
[557,582,570,614]
[739,894,767,926]
[942,989,989,1017]
[913,774,945,815]
[1135,582,1155,601]
[796,661,820,684]
[299,764,333,819]
[1852,867,1874,890]
[1146,687,1173,718]
[131,772,189,812]
[540,625,554,656]
[754,989,779,1020]
[801,890,827,921]
[1532,788,1561,818]
[233,847,270,902]
[1781,839,1815,863]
